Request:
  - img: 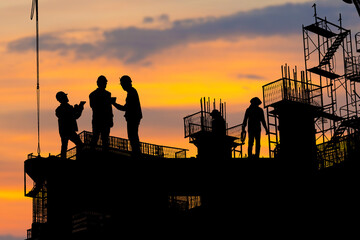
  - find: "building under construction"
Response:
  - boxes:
[24,6,360,239]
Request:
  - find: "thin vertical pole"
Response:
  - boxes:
[200,98,204,131]
[36,0,41,156]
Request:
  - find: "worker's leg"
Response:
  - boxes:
[248,132,254,158]
[90,125,100,149]
[254,131,261,158]
[68,132,84,157]
[60,136,69,159]
[127,120,141,158]
[69,131,83,146]
[100,127,110,151]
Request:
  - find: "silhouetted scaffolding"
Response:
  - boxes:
[263,5,360,169]
[303,6,360,168]
[263,65,322,159]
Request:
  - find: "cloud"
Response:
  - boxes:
[237,74,265,80]
[143,16,154,24]
[158,14,170,23]
[7,1,355,64]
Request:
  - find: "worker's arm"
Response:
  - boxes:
[112,102,126,111]
[73,103,84,119]
[260,109,269,134]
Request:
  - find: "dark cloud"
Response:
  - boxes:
[7,1,356,64]
[237,74,265,80]
[143,16,154,24]
[158,14,170,23]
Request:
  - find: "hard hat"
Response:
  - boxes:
[56,91,67,101]
[97,75,108,84]
[250,97,262,105]
[120,75,132,84]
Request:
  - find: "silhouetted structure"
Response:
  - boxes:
[262,8,360,171]
[113,75,142,158]
[301,8,360,169]
[242,97,269,158]
[24,6,360,239]
[89,75,113,151]
[55,91,85,159]
[184,97,243,159]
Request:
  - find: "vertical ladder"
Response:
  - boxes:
[266,107,279,158]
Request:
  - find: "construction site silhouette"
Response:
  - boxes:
[24,5,360,239]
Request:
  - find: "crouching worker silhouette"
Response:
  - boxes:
[55,91,85,159]
[112,75,142,159]
[242,97,269,159]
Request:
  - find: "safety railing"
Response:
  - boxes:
[317,131,360,169]
[263,78,322,108]
[184,111,212,138]
[60,131,188,159]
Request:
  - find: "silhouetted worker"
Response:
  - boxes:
[55,91,85,159]
[242,97,269,158]
[113,75,142,158]
[210,109,226,136]
[210,109,227,159]
[89,75,114,151]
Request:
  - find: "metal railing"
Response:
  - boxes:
[227,124,244,145]
[184,111,242,140]
[63,131,188,159]
[317,131,360,169]
[263,78,322,108]
[184,111,212,138]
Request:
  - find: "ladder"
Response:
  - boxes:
[319,31,349,67]
[266,108,279,158]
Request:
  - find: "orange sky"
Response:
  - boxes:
[1,0,359,238]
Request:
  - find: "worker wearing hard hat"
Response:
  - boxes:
[242,97,269,159]
[55,91,86,159]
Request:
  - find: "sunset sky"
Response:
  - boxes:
[1,0,359,238]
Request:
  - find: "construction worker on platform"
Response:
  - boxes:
[55,91,85,159]
[89,75,114,151]
[242,97,269,159]
[210,109,226,137]
[210,109,227,159]
[112,75,142,159]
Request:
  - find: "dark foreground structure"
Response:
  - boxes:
[24,7,360,239]
[24,129,360,239]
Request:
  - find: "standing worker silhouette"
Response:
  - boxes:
[89,75,114,151]
[55,91,85,159]
[113,75,142,159]
[242,97,269,158]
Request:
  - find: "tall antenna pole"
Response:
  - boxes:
[31,0,41,156]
